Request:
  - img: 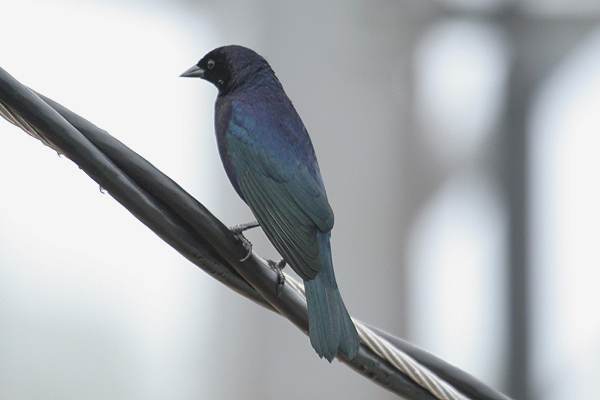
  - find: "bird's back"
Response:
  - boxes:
[215,86,325,201]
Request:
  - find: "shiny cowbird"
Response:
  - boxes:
[181,45,359,361]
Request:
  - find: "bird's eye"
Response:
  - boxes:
[206,59,215,70]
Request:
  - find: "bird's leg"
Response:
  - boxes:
[230,220,260,233]
[267,259,287,297]
[230,221,286,295]
[229,221,260,261]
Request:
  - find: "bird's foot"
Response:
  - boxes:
[229,221,260,262]
[267,259,287,297]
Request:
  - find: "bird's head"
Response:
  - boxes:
[181,45,274,94]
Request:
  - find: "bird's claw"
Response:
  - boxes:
[238,235,253,262]
[230,221,260,262]
[268,259,287,297]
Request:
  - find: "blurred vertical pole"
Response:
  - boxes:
[500,10,598,399]
[502,10,530,399]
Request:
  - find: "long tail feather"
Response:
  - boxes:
[304,232,359,361]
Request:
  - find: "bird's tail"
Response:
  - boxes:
[304,232,359,362]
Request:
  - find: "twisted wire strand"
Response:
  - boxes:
[0,101,61,152]
[285,273,470,400]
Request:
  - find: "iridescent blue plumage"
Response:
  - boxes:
[182,45,359,361]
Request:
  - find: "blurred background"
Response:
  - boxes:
[1,0,600,399]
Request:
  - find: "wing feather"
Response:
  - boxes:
[226,121,333,280]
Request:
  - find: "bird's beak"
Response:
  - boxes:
[180,64,205,78]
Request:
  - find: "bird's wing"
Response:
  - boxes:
[225,115,333,281]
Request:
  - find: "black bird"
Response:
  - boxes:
[181,45,359,361]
